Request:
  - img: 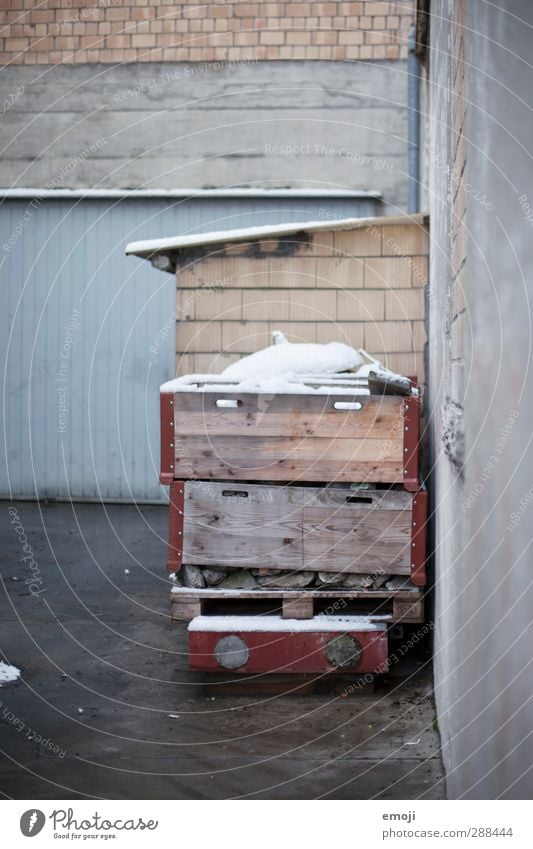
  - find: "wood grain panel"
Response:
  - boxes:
[175,436,403,483]
[182,482,412,572]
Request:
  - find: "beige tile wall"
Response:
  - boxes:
[174,219,429,382]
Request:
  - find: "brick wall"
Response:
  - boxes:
[448,0,467,420]
[1,1,414,66]
[171,217,428,380]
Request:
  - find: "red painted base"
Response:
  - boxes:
[189,627,389,674]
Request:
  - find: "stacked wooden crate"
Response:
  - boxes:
[161,379,427,675]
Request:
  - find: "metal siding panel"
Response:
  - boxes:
[1,198,176,501]
[1,195,379,501]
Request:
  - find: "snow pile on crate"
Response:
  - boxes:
[221,337,363,380]
[0,662,20,687]
[162,376,370,395]
[159,332,407,395]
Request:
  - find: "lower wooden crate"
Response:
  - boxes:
[168,480,428,586]
[170,586,424,624]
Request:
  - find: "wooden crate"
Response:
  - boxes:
[167,481,427,585]
[160,390,420,489]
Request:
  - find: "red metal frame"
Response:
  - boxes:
[402,395,420,491]
[159,391,175,485]
[167,481,184,573]
[189,628,388,674]
[410,488,428,586]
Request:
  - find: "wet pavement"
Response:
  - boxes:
[0,500,445,799]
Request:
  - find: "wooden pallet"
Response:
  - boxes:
[170,586,424,624]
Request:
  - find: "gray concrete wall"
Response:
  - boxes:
[1,60,410,211]
[427,0,533,799]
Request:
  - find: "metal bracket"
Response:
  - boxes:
[167,481,184,573]
[160,391,175,485]
[402,394,420,491]
[410,487,428,586]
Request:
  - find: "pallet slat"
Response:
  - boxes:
[170,587,424,624]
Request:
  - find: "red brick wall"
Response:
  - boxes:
[1,1,414,65]
[449,0,467,408]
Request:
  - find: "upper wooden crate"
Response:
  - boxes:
[160,389,420,489]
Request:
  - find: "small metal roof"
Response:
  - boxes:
[125,213,428,272]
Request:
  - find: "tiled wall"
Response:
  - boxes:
[172,218,428,380]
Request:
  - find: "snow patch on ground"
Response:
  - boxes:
[0,662,21,687]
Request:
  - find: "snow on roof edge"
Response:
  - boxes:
[125,212,429,258]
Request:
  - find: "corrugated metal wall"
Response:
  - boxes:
[1,194,380,502]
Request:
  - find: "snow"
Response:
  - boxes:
[221,340,363,381]
[0,662,21,686]
[126,217,369,256]
[161,375,370,395]
[188,614,386,633]
[159,336,415,397]
[125,212,424,257]
[161,336,376,395]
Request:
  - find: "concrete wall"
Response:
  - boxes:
[1,60,412,210]
[426,0,533,798]
[169,217,428,380]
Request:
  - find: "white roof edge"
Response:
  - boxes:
[125,212,429,258]
[0,187,383,201]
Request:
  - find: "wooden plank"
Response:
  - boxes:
[173,392,404,441]
[174,404,403,439]
[282,597,314,620]
[174,435,403,483]
[171,586,421,600]
[173,392,403,416]
[174,410,402,440]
